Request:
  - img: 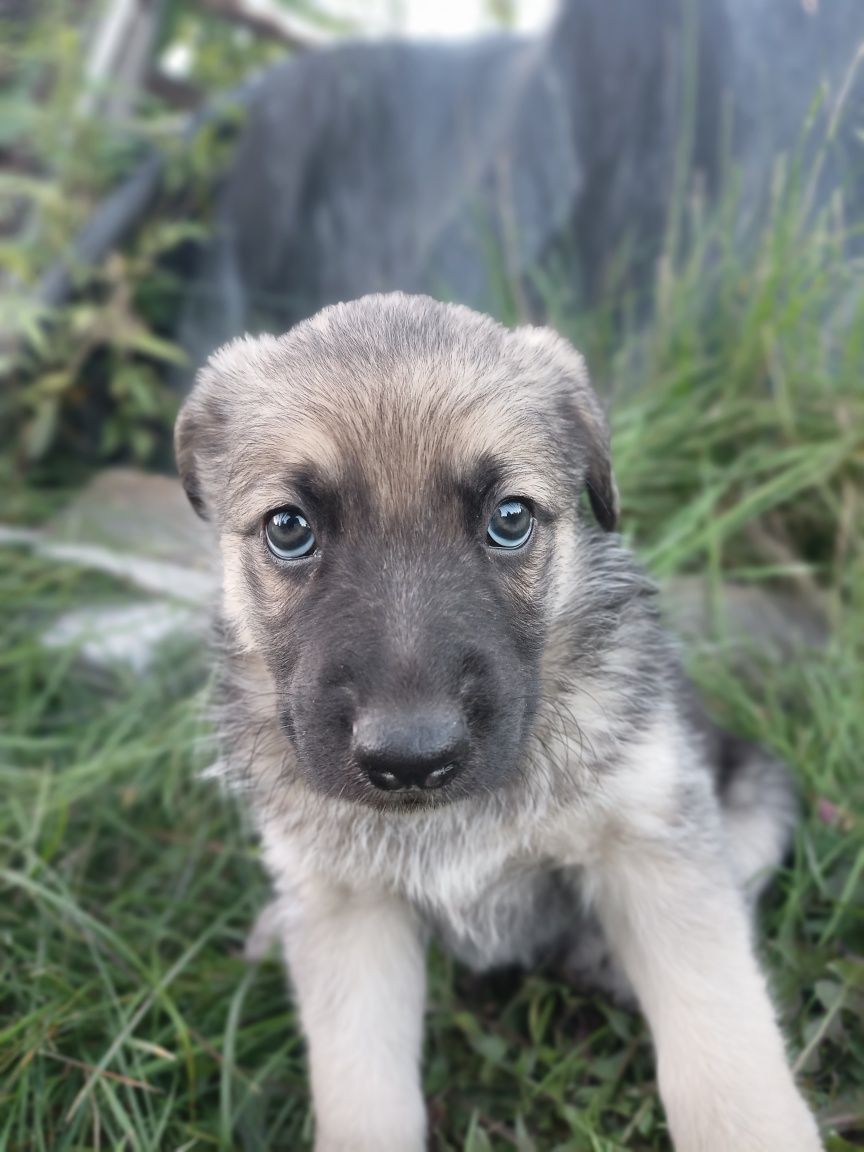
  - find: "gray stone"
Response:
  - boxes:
[0,470,215,604]
[41,601,204,674]
[0,469,214,672]
[47,467,213,569]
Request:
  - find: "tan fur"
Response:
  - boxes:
[177,294,821,1152]
[175,298,612,531]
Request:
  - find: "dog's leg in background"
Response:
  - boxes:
[592,823,823,1152]
[278,884,428,1152]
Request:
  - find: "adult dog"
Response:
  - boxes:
[176,293,822,1152]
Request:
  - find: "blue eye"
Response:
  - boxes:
[486,499,534,549]
[265,507,317,559]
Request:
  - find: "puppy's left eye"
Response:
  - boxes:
[265,507,317,559]
[487,499,534,549]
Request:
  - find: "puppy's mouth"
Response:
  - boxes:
[355,763,471,812]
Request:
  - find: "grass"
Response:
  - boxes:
[2,158,864,1152]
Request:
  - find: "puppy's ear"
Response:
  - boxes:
[174,400,208,520]
[518,327,620,532]
[174,333,280,522]
[582,413,620,533]
[175,354,231,523]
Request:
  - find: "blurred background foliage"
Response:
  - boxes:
[1,0,301,479]
[0,0,531,483]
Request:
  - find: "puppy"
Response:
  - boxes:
[176,293,823,1152]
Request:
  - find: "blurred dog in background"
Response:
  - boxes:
[175,294,823,1152]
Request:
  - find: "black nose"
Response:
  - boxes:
[352,706,469,791]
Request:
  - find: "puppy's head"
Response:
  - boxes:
[176,294,618,808]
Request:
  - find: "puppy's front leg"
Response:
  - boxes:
[593,830,822,1152]
[280,883,427,1152]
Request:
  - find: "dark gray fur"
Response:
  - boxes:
[179,294,797,996]
[178,297,823,1152]
[180,0,864,370]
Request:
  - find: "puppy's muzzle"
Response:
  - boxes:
[352,706,469,792]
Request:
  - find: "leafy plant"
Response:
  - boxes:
[0,0,291,478]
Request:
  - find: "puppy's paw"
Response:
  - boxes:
[668,1091,824,1152]
[313,1105,427,1152]
[314,1135,425,1152]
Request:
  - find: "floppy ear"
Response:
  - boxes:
[174,398,209,521]
[518,326,620,532]
[569,381,620,533]
[174,338,244,523]
[174,333,281,523]
[583,415,620,532]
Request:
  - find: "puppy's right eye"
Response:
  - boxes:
[265,507,317,559]
[487,499,534,549]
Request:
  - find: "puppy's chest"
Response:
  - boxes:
[260,789,600,941]
[424,859,593,972]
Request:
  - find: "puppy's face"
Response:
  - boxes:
[177,295,618,809]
